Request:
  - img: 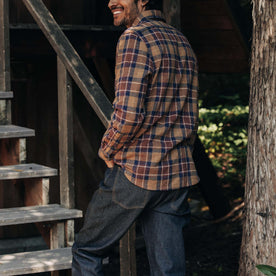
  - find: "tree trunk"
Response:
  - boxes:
[238,0,276,275]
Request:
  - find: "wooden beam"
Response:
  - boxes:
[57,57,74,209]
[120,223,137,276]
[0,0,11,91]
[57,57,76,248]
[22,0,113,128]
[0,0,11,123]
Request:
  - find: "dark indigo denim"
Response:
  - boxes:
[72,165,190,276]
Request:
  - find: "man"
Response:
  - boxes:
[72,0,199,275]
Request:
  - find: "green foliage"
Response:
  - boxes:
[198,104,249,188]
[256,265,276,276]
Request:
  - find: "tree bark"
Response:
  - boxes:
[238,0,276,275]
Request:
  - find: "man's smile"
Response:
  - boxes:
[111,6,124,16]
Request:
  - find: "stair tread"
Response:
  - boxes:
[0,91,13,99]
[0,247,72,275]
[0,204,82,226]
[0,163,57,180]
[0,124,35,138]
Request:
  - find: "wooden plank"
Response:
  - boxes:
[57,57,74,209]
[0,163,57,180]
[57,57,75,249]
[0,91,13,99]
[22,0,113,128]
[0,0,11,124]
[50,222,65,249]
[0,204,82,226]
[0,138,20,166]
[24,178,49,206]
[10,23,122,32]
[0,0,11,91]
[0,247,72,275]
[0,125,35,138]
[120,224,137,276]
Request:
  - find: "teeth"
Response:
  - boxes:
[113,11,122,15]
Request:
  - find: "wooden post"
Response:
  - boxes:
[57,56,75,246]
[0,0,11,124]
[120,224,137,276]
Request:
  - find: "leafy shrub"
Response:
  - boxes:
[198,104,249,192]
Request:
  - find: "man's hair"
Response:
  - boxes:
[135,0,163,11]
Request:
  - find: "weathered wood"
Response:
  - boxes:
[0,163,57,180]
[0,0,11,124]
[50,222,65,249]
[57,57,75,249]
[0,204,82,226]
[10,23,122,32]
[0,138,20,166]
[120,223,137,276]
[0,124,35,138]
[22,0,113,128]
[0,247,73,275]
[0,0,11,91]
[0,91,13,99]
[24,178,49,206]
[57,57,74,209]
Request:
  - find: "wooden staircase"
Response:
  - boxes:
[0,92,82,274]
[0,0,136,275]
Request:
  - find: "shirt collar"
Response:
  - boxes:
[132,10,166,27]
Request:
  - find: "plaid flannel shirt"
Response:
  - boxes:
[99,10,199,190]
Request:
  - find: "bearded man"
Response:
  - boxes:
[72,0,199,275]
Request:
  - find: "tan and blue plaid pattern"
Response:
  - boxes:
[100,10,199,190]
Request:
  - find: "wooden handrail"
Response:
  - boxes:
[22,0,113,128]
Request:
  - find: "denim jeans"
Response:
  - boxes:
[72,165,190,276]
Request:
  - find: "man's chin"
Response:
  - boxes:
[113,19,126,28]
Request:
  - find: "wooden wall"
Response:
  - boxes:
[9,0,113,25]
[181,0,250,73]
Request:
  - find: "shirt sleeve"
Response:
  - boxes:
[99,30,153,160]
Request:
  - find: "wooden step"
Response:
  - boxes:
[0,91,13,99]
[0,125,35,139]
[0,247,72,275]
[0,163,57,180]
[0,204,82,226]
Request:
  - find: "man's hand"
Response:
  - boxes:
[98,149,115,168]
